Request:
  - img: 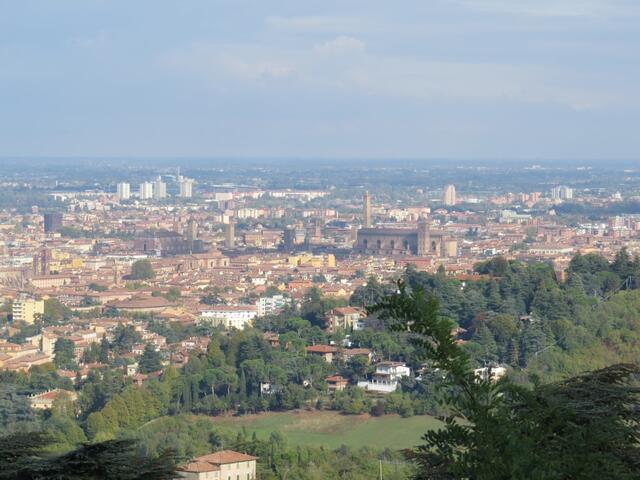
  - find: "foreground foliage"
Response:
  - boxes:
[0,433,176,480]
[373,283,640,479]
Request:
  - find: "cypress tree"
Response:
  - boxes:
[238,369,248,402]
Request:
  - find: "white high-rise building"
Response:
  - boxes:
[153,177,167,200]
[563,187,573,200]
[179,178,194,198]
[139,182,154,200]
[442,184,456,206]
[551,185,574,200]
[116,182,130,200]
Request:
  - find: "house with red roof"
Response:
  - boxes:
[29,389,77,410]
[305,344,338,363]
[325,374,348,392]
[177,450,257,480]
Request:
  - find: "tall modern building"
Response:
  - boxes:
[43,213,63,233]
[363,191,372,228]
[153,177,167,200]
[139,182,154,200]
[551,185,573,200]
[179,178,194,198]
[442,184,456,206]
[225,220,236,248]
[116,182,130,200]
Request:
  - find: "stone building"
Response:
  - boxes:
[354,221,445,256]
[177,450,257,480]
[134,230,206,256]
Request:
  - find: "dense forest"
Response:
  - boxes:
[351,249,640,380]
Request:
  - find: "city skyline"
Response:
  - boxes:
[1,3,639,478]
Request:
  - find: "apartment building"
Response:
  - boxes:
[199,306,258,330]
[12,294,45,324]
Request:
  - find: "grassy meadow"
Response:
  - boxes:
[210,410,441,450]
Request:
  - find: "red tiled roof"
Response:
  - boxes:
[342,348,371,356]
[328,307,363,315]
[110,297,172,309]
[306,345,338,354]
[31,389,76,401]
[193,450,258,465]
[180,461,221,473]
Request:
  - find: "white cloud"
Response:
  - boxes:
[160,43,295,82]
[342,57,622,110]
[159,40,634,110]
[313,36,366,55]
[224,58,294,80]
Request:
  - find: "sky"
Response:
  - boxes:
[0,0,639,160]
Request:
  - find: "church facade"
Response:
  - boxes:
[355,223,445,256]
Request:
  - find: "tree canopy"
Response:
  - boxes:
[130,259,155,280]
[138,344,162,374]
[0,432,177,480]
[372,283,640,479]
[54,338,76,370]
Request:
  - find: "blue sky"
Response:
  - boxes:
[1,0,638,160]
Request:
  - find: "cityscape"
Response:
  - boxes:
[1,159,639,478]
[1,1,640,479]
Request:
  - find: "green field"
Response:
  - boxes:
[210,410,441,450]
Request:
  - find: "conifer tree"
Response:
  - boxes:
[138,344,162,374]
[372,283,640,480]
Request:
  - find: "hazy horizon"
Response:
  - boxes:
[0,156,637,167]
[1,1,639,160]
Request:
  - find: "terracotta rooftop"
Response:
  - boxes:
[306,345,338,354]
[328,306,363,315]
[109,297,172,309]
[180,461,220,473]
[31,389,76,401]
[341,348,371,356]
[192,450,258,465]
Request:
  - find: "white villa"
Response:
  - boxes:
[199,306,258,330]
[357,361,411,394]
